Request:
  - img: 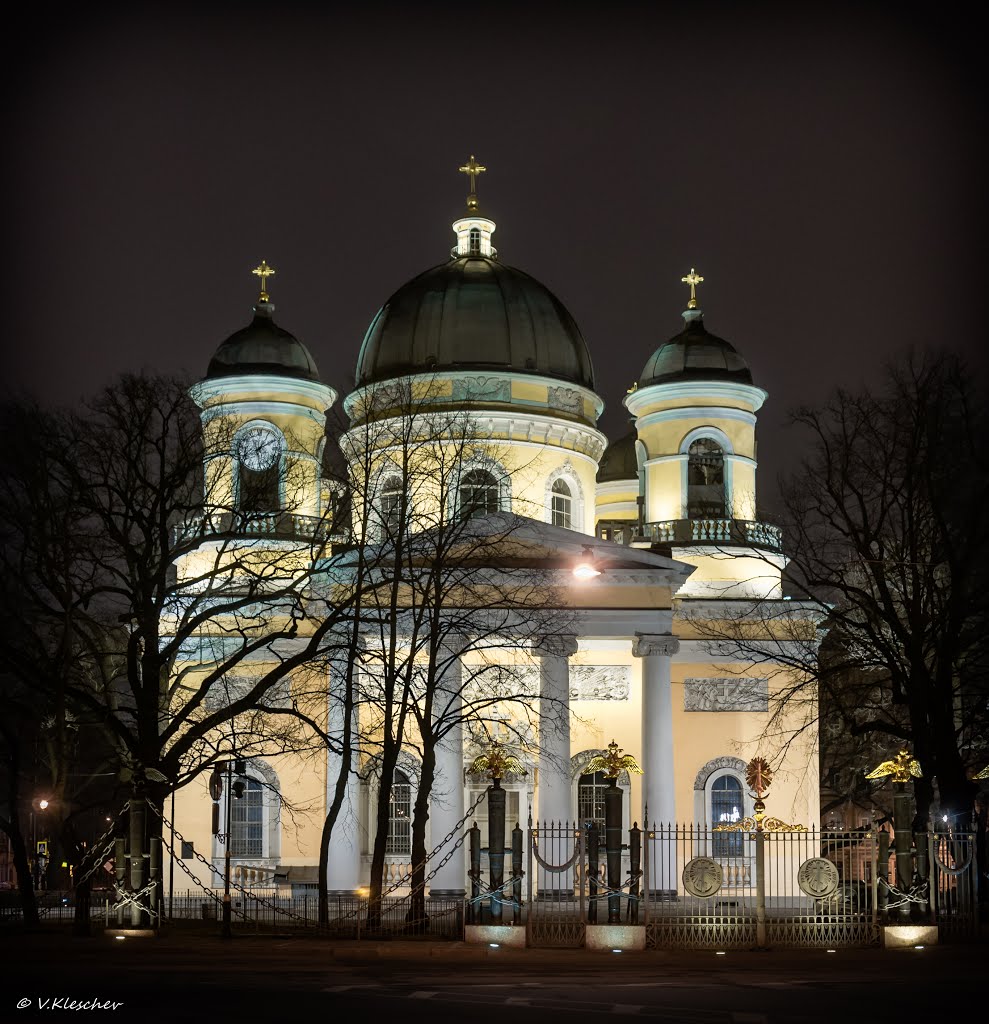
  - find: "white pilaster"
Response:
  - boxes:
[536,635,579,824]
[428,652,466,899]
[325,664,362,892]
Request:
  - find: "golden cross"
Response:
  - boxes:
[681,267,704,309]
[252,260,276,302]
[459,154,487,193]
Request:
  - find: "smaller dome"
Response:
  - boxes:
[207,302,321,382]
[638,310,752,388]
[597,429,639,482]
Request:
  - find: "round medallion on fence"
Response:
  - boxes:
[797,857,839,899]
[682,856,723,898]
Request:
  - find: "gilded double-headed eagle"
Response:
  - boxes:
[581,740,643,779]
[865,749,922,784]
[467,741,526,781]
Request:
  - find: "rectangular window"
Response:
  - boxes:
[181,841,194,860]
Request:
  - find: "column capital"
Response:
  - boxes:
[534,634,579,659]
[633,634,680,658]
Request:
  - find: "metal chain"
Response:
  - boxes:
[75,802,131,888]
[879,876,929,910]
[377,787,489,899]
[151,802,312,924]
[152,787,488,926]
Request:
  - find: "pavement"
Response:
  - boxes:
[1,926,985,1024]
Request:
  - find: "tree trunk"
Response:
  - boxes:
[367,746,400,930]
[5,823,38,927]
[408,746,436,931]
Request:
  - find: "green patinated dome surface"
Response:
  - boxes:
[207,304,321,382]
[356,257,595,390]
[639,314,752,387]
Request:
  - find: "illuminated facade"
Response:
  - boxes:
[170,174,819,899]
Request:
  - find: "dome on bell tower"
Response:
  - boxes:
[206,261,322,383]
[636,268,752,388]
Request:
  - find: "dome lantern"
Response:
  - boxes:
[452,154,497,258]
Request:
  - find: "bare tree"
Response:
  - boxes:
[688,351,989,829]
[0,373,363,928]
[333,378,575,925]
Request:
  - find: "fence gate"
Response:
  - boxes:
[644,824,880,949]
[927,831,978,940]
[526,820,585,947]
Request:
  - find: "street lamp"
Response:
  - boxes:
[210,759,247,939]
[573,545,602,580]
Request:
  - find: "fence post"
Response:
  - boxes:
[642,821,650,927]
[512,822,523,927]
[629,823,641,925]
[755,824,767,948]
[587,823,598,924]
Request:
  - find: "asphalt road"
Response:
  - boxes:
[0,929,983,1024]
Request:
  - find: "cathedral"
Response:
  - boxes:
[170,159,820,902]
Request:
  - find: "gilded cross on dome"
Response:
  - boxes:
[459,154,487,211]
[681,267,704,309]
[252,260,276,303]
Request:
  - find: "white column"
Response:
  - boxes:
[428,653,465,899]
[634,634,679,827]
[535,635,578,824]
[326,664,362,893]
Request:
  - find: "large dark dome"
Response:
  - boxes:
[597,429,639,482]
[638,312,752,387]
[356,257,595,389]
[207,303,321,382]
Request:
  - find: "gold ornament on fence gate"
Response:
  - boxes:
[971,763,988,780]
[865,749,922,784]
[713,755,807,833]
[581,739,643,779]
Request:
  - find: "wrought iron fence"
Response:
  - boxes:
[643,824,880,948]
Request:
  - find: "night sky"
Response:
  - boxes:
[5,3,984,509]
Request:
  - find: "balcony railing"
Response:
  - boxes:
[171,511,347,547]
[641,517,783,552]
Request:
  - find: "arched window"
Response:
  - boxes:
[379,474,403,536]
[459,468,500,520]
[230,778,264,857]
[577,771,610,833]
[468,227,481,255]
[551,478,573,529]
[711,775,744,857]
[386,769,412,855]
[687,438,725,519]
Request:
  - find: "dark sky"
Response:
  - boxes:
[5,2,984,507]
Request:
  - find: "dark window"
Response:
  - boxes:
[238,465,280,512]
[687,438,725,519]
[551,478,573,529]
[468,227,481,255]
[230,779,264,857]
[459,469,500,520]
[711,775,744,857]
[181,841,194,860]
[387,769,412,855]
[379,474,403,536]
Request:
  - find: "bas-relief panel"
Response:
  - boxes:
[452,377,511,403]
[547,386,583,415]
[683,677,769,712]
[569,665,630,701]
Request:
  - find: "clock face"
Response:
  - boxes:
[238,425,281,471]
